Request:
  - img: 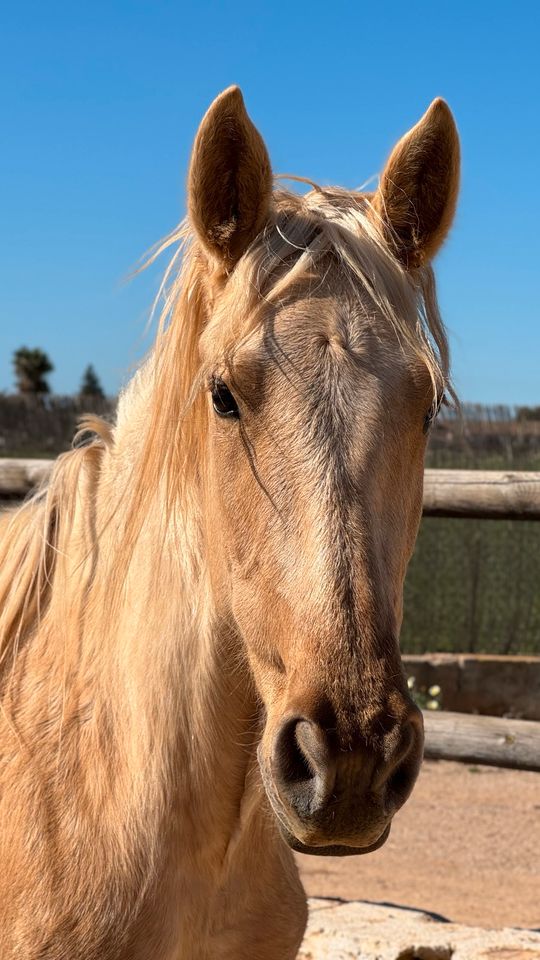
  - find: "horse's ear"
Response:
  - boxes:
[188,86,272,269]
[371,98,460,269]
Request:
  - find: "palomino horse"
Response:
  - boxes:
[0,87,459,959]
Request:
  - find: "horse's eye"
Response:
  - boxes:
[423,392,445,434]
[211,378,240,419]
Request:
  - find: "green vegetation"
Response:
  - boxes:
[0,394,113,458]
[407,676,442,711]
[12,347,54,394]
[79,364,105,399]
[0,350,108,458]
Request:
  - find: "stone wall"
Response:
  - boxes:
[300,899,540,959]
[403,653,540,720]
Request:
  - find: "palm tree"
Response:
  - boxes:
[12,347,54,394]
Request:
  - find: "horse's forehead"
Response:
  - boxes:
[231,290,412,374]
[262,294,349,352]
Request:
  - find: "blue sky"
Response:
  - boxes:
[1,0,539,403]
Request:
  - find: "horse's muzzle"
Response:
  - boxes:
[258,703,423,854]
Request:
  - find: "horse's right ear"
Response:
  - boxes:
[188,86,272,270]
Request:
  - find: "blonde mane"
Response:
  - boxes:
[0,420,111,686]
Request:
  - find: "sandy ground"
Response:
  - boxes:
[298,760,540,930]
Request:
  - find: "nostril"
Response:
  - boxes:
[395,717,416,764]
[274,718,315,786]
[272,717,336,820]
[387,752,415,799]
[383,713,424,808]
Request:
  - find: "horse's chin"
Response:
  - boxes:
[277,821,392,857]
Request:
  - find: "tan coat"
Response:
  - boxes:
[0,87,459,958]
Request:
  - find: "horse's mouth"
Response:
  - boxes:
[277,821,392,857]
[258,747,393,858]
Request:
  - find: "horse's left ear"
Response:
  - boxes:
[188,86,273,269]
[371,98,460,268]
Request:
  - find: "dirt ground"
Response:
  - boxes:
[298,760,540,930]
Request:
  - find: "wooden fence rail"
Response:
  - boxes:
[423,468,540,520]
[0,458,53,498]
[422,710,540,772]
[3,461,540,519]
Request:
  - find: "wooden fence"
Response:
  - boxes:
[4,462,540,516]
[2,459,540,772]
[423,468,540,520]
[422,469,540,770]
[423,711,539,772]
[0,458,52,499]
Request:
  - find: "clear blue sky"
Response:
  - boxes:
[1,0,539,404]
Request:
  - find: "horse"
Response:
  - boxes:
[0,86,459,959]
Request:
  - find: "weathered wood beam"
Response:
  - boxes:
[0,459,53,498]
[423,710,540,772]
[3,462,540,522]
[423,468,540,520]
